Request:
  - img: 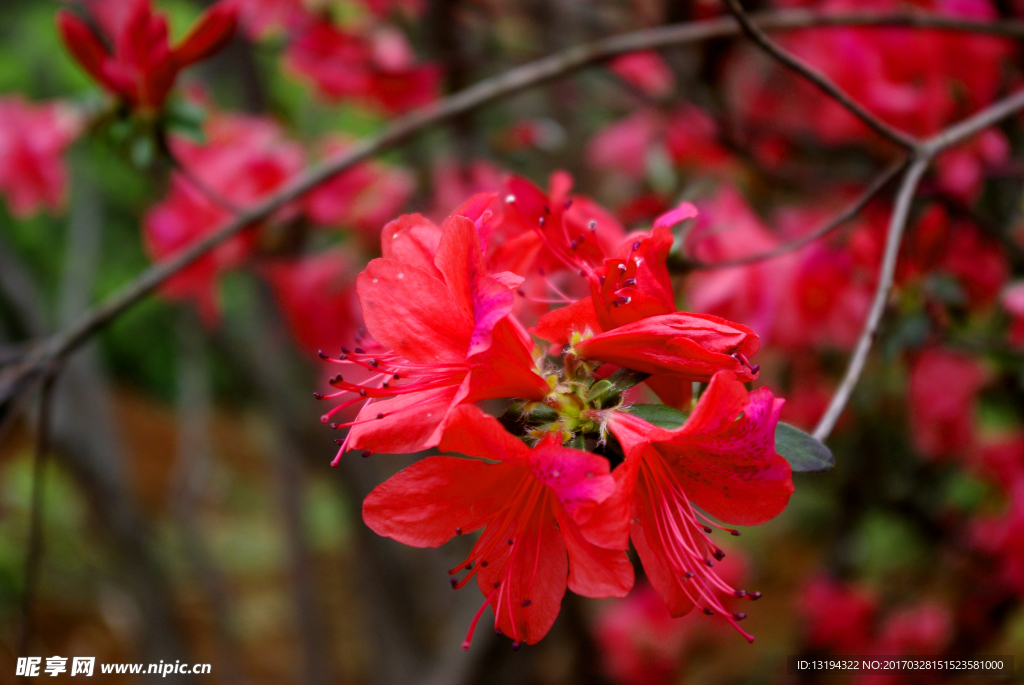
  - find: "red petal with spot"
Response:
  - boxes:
[356,259,473,364]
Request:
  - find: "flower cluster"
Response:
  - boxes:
[317,176,799,647]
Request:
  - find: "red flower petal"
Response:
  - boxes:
[380,213,442,279]
[56,11,114,90]
[173,1,238,68]
[574,312,759,382]
[356,258,473,364]
[475,510,568,645]
[362,455,515,547]
[346,382,463,454]
[557,507,633,598]
[534,296,603,346]
[629,475,697,618]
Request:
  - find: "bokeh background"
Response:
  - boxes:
[2,0,1024,683]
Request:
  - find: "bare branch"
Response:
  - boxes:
[678,157,908,270]
[722,0,918,150]
[812,157,930,441]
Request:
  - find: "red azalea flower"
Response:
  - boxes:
[143,111,304,323]
[0,96,81,218]
[284,19,439,114]
[57,0,237,112]
[908,348,987,461]
[319,211,550,460]
[532,203,755,405]
[489,172,626,303]
[362,405,633,647]
[589,371,793,640]
[799,575,877,653]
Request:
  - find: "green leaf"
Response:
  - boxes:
[606,368,650,395]
[774,422,834,473]
[625,404,688,429]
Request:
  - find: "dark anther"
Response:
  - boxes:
[318,350,329,360]
[450,578,458,589]
[361,451,372,458]
[369,359,379,367]
[507,539,514,545]
[703,608,714,616]
[599,275,605,285]
[313,392,324,400]
[376,412,385,420]
[333,374,343,383]
[577,234,585,244]
[570,240,578,250]
[359,389,367,397]
[543,205,551,214]
[334,439,344,445]
[495,628,503,636]
[393,373,401,379]
[465,562,474,570]
[703,526,713,533]
[730,530,741,536]
[563,199,572,210]
[732,612,747,621]
[354,347,365,354]
[632,240,641,251]
[619,278,637,288]
[480,560,488,567]
[588,219,597,231]
[455,527,462,535]
[511,641,521,652]
[329,423,340,430]
[705,559,714,567]
[612,296,631,307]
[382,381,389,389]
[750,364,761,374]
[713,548,726,561]
[735,589,747,598]
[339,354,347,360]
[516,289,526,296]
[749,591,762,600]
[685,572,695,579]
[341,346,350,354]
[493,582,500,588]
[521,600,532,607]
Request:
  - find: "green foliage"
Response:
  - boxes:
[775,423,835,473]
[625,403,688,429]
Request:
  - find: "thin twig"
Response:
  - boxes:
[812,157,930,441]
[679,157,907,270]
[722,0,919,150]
[3,10,1024,403]
[19,372,56,660]
[921,88,1024,155]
